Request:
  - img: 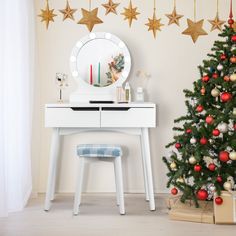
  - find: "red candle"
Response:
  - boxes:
[90,64,93,85]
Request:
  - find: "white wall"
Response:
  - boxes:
[34,0,231,193]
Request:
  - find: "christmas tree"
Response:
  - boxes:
[163,19,236,207]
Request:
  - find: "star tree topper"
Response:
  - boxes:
[182,19,208,43]
[102,0,120,15]
[78,8,103,32]
[38,0,57,29]
[208,13,225,31]
[165,6,183,26]
[121,0,140,27]
[59,0,77,21]
[145,12,164,38]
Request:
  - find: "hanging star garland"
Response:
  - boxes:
[145,8,164,39]
[233,21,236,32]
[38,0,57,29]
[59,0,77,21]
[78,8,103,32]
[182,19,208,43]
[102,0,120,15]
[121,0,140,27]
[208,14,225,31]
[165,0,183,26]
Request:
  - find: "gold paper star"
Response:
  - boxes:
[208,13,225,31]
[38,0,57,29]
[102,0,120,15]
[145,12,164,38]
[182,19,208,43]
[78,8,103,32]
[121,0,140,27]
[165,6,183,26]
[59,0,77,21]
[233,21,236,32]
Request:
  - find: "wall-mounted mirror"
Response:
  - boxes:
[70,32,131,88]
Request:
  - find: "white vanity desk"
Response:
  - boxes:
[45,102,156,211]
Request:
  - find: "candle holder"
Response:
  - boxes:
[55,73,68,103]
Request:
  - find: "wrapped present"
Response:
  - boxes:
[169,198,214,224]
[214,191,236,224]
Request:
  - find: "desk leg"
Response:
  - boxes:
[44,128,60,211]
[140,135,150,202]
[141,128,155,211]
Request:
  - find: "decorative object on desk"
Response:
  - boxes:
[102,0,120,15]
[38,0,57,29]
[135,87,144,102]
[182,0,207,43]
[106,54,125,86]
[121,0,140,27]
[90,64,93,85]
[59,0,77,21]
[135,70,151,99]
[116,86,126,103]
[78,0,103,32]
[125,82,131,103]
[165,0,183,26]
[163,13,236,208]
[208,0,225,32]
[55,73,68,103]
[145,0,164,38]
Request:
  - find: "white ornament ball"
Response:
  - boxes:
[170,162,177,170]
[217,64,223,71]
[217,123,228,133]
[190,137,197,144]
[189,156,197,164]
[229,151,236,161]
[230,74,236,82]
[211,88,220,97]
[223,181,232,191]
[209,185,216,192]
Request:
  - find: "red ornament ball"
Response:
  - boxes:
[171,188,178,195]
[196,105,204,112]
[220,54,227,60]
[221,92,232,103]
[208,163,216,171]
[197,189,208,200]
[186,129,192,134]
[230,56,236,63]
[194,164,202,172]
[206,116,214,124]
[232,35,236,42]
[212,73,218,79]
[219,151,229,162]
[228,19,234,25]
[200,137,208,145]
[212,129,220,136]
[234,124,236,130]
[216,176,223,183]
[224,75,230,82]
[215,196,223,205]
[175,143,181,149]
[202,75,210,82]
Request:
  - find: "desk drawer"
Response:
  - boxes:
[101,107,156,127]
[45,107,100,127]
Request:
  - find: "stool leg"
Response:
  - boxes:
[73,157,85,215]
[114,162,120,206]
[114,156,125,215]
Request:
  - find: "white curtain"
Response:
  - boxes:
[0,0,35,217]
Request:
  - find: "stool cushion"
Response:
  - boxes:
[77,144,122,158]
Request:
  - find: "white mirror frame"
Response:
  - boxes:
[69,32,131,103]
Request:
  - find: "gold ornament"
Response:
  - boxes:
[59,0,77,21]
[182,19,208,43]
[145,12,164,38]
[170,162,177,170]
[211,88,220,97]
[121,0,140,27]
[223,181,232,191]
[176,177,185,183]
[233,108,236,116]
[38,0,57,29]
[229,151,236,161]
[189,156,197,164]
[208,13,225,32]
[165,6,183,26]
[230,73,236,82]
[233,21,236,32]
[102,0,120,15]
[78,8,103,32]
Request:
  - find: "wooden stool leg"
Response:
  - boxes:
[114,156,125,215]
[73,157,85,215]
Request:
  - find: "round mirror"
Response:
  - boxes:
[70,32,131,88]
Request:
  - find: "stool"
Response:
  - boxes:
[73,144,125,215]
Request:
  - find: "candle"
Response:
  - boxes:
[98,62,101,85]
[90,64,93,85]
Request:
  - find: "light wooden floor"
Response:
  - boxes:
[0,194,235,236]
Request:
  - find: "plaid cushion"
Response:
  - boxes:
[77,144,122,158]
